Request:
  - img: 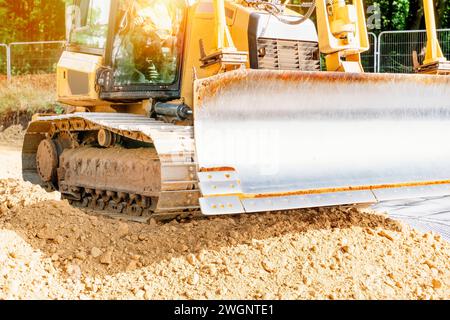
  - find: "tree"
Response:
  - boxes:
[0,0,66,43]
[0,0,448,45]
[436,0,450,28]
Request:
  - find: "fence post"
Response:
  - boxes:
[377,32,383,73]
[0,43,11,82]
[6,45,11,82]
[369,32,378,73]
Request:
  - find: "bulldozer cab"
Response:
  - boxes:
[66,0,187,101]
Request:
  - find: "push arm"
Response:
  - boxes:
[315,0,369,72]
[414,0,449,74]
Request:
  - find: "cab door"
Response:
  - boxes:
[57,0,113,105]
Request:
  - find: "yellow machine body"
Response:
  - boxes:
[315,0,369,72]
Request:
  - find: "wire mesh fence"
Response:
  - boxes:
[0,32,450,79]
[9,41,65,76]
[361,32,377,72]
[378,29,450,73]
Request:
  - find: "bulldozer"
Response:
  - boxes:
[22,0,450,220]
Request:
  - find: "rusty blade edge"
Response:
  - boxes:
[199,166,236,172]
[194,69,450,106]
[201,179,450,199]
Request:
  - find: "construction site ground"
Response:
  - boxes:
[0,126,449,300]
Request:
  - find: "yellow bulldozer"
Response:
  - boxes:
[22,0,450,219]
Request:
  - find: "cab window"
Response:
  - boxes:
[112,0,186,86]
[69,0,111,50]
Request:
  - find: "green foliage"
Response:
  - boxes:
[291,0,449,31]
[0,0,448,45]
[367,0,449,31]
[54,103,65,115]
[375,0,410,30]
[0,0,66,43]
[442,1,450,27]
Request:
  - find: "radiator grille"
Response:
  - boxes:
[256,38,320,71]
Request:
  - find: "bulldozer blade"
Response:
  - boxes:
[193,69,450,215]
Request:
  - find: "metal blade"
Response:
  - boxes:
[194,69,450,214]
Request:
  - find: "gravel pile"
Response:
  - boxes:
[0,179,449,299]
[0,125,26,146]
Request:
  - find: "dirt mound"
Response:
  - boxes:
[0,178,449,299]
[0,125,26,146]
[0,179,58,210]
[0,230,77,299]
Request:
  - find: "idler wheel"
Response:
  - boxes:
[36,139,59,183]
[98,129,119,147]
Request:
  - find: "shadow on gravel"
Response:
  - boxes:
[2,199,403,277]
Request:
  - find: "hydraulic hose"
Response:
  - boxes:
[243,0,316,25]
[275,0,316,25]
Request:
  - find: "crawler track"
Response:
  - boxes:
[22,112,201,221]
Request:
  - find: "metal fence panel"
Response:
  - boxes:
[9,41,65,76]
[378,29,450,73]
[1,32,450,79]
[361,32,377,72]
